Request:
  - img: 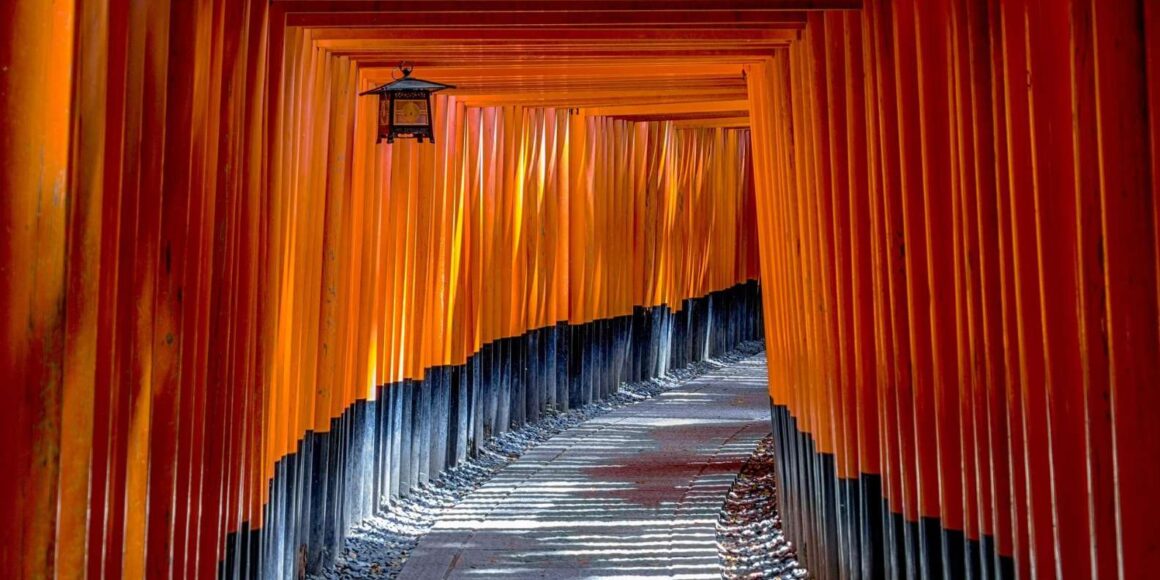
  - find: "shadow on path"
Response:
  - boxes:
[398,354,771,579]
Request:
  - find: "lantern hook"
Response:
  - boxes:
[394,62,414,80]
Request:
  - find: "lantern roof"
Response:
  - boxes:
[359,68,454,96]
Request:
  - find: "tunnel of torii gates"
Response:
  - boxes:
[4,0,1160,578]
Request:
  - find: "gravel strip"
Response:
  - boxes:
[313,341,767,580]
[716,434,809,579]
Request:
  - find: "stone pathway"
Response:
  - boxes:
[397,353,771,579]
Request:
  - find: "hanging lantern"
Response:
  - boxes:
[359,63,454,144]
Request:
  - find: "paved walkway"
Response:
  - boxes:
[398,353,771,580]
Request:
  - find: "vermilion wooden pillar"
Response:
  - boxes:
[7,1,1160,578]
[748,1,1160,578]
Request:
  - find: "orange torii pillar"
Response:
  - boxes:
[747,2,1160,579]
[0,1,765,573]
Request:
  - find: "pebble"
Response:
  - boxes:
[716,434,810,579]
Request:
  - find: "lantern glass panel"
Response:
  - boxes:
[393,96,429,127]
[378,98,390,126]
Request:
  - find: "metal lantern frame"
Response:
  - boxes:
[359,63,455,144]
